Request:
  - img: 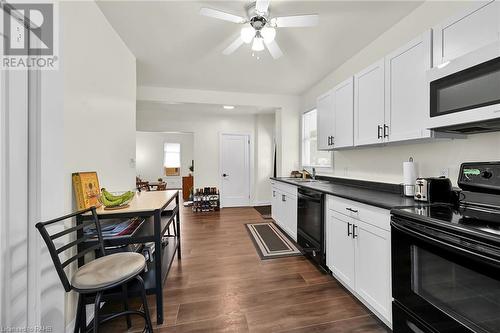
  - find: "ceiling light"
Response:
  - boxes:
[223,105,235,110]
[261,27,276,44]
[240,26,255,44]
[252,37,265,52]
[437,61,451,69]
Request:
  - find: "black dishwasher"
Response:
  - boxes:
[297,187,325,268]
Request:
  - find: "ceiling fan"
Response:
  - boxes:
[199,0,319,59]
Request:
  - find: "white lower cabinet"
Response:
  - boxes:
[325,195,392,327]
[326,211,355,289]
[354,219,392,323]
[270,182,297,241]
[281,192,297,240]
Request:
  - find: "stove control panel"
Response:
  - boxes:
[458,162,500,194]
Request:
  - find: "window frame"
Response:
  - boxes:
[301,108,333,171]
[163,142,181,176]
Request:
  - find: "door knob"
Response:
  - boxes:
[222,173,228,177]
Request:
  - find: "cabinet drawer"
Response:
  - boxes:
[274,181,298,197]
[328,195,390,231]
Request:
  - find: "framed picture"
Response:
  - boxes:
[72,171,102,210]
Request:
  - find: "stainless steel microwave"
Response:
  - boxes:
[427,41,500,133]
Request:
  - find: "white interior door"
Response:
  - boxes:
[220,133,250,207]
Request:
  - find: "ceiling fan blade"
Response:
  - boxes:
[274,14,319,27]
[199,7,246,24]
[223,37,245,55]
[266,40,283,59]
[255,0,270,14]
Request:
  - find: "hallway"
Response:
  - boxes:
[103,205,388,332]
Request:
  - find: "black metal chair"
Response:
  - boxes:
[35,206,154,332]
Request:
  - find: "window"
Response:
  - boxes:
[302,109,332,168]
[164,143,181,176]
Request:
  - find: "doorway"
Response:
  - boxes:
[219,133,251,207]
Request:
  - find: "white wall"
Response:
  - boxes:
[137,107,275,204]
[300,1,500,185]
[255,114,275,205]
[138,86,299,178]
[61,0,137,326]
[136,131,194,181]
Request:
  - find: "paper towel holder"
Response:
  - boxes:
[403,157,416,197]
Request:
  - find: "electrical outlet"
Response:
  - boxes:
[440,168,449,178]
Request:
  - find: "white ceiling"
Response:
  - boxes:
[137,100,275,115]
[98,1,422,95]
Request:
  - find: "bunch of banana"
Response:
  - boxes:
[100,188,135,207]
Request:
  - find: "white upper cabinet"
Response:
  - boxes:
[433,0,500,67]
[354,59,385,146]
[333,77,354,149]
[316,90,335,150]
[385,31,432,142]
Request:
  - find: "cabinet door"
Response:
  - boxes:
[325,210,335,270]
[385,31,432,142]
[316,90,335,150]
[284,194,297,241]
[333,77,354,149]
[354,59,385,146]
[433,1,500,67]
[330,211,355,289]
[354,220,392,322]
[271,187,281,225]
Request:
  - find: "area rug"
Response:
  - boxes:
[245,222,302,260]
[253,205,272,219]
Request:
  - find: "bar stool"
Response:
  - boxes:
[36,206,154,332]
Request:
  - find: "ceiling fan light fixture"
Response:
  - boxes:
[251,36,265,52]
[261,27,276,43]
[240,26,255,44]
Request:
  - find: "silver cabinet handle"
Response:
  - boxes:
[352,225,358,239]
[282,194,286,202]
[347,222,352,236]
[273,191,276,197]
[346,207,358,213]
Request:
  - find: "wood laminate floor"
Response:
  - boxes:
[101,205,390,332]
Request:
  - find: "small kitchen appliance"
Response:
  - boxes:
[427,41,500,133]
[391,161,500,333]
[414,176,452,203]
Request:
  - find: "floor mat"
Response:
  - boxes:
[245,222,302,260]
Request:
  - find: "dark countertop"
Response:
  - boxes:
[271,177,416,210]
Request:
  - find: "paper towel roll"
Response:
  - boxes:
[403,160,416,197]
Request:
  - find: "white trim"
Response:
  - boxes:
[253,201,271,207]
[27,59,42,329]
[0,27,6,324]
[219,132,253,208]
[65,318,75,333]
[300,108,333,171]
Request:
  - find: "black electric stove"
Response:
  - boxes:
[394,203,500,244]
[391,162,500,333]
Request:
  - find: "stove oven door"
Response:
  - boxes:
[391,217,500,333]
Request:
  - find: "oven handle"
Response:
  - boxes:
[391,221,500,266]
